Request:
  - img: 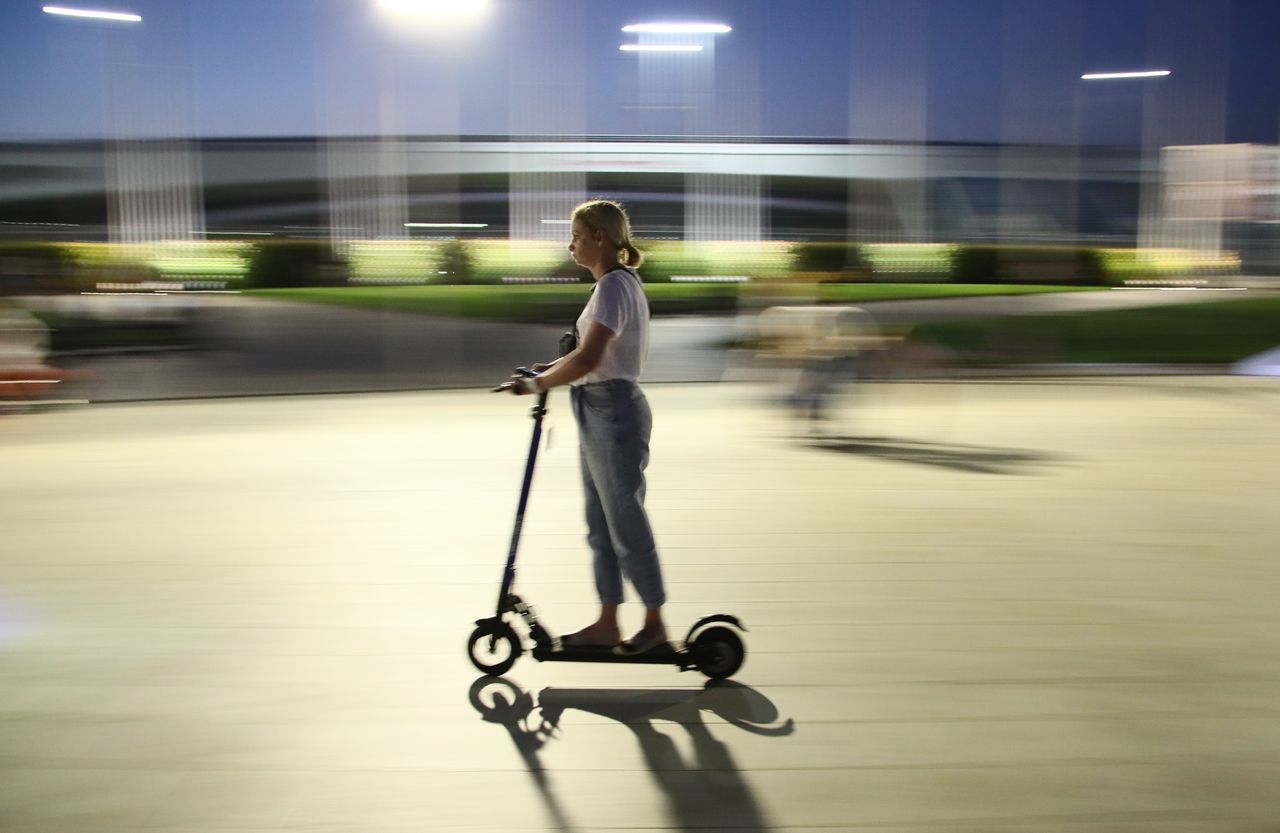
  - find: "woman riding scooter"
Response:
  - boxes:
[502,199,668,657]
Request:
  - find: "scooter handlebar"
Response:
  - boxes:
[491,367,541,393]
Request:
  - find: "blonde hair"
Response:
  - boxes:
[572,199,645,269]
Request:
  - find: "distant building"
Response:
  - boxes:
[0,136,1272,271]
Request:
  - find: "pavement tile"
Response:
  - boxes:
[2,378,1279,831]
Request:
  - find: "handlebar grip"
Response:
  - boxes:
[492,367,541,392]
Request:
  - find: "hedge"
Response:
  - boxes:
[244,241,347,289]
[949,245,1112,286]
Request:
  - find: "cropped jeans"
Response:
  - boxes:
[570,379,666,608]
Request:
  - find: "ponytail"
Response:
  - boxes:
[621,241,645,269]
[573,199,644,271]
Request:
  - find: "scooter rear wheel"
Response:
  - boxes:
[468,620,522,676]
[691,626,745,680]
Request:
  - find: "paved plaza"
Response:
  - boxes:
[2,378,1279,832]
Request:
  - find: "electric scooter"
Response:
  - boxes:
[468,367,748,680]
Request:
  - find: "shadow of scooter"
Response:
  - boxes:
[468,676,794,833]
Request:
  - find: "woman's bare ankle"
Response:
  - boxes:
[642,608,666,637]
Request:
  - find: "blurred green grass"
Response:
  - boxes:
[246,282,1094,324]
[910,295,1280,364]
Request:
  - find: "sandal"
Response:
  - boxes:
[561,629,620,649]
[612,630,670,656]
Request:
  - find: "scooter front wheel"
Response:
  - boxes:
[468,676,529,722]
[691,626,745,680]
[468,620,522,676]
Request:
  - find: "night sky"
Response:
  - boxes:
[1,0,1277,146]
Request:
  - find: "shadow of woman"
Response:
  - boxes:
[805,434,1065,474]
[468,677,794,833]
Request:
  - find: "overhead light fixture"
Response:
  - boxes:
[622,23,731,34]
[42,5,141,22]
[405,222,489,228]
[620,44,704,53]
[1081,70,1171,80]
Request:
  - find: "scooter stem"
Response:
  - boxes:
[497,389,549,614]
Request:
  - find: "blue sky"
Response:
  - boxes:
[1,0,1277,145]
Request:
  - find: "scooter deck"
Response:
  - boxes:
[532,642,688,666]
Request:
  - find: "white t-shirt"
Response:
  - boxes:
[573,267,649,385]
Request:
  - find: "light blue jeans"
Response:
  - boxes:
[571,379,666,608]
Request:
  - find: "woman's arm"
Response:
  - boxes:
[529,357,561,374]
[524,320,615,392]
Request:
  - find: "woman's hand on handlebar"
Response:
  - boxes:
[507,376,541,395]
[491,371,542,395]
[497,361,554,394]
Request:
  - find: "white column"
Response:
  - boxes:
[504,6,588,249]
[1155,144,1251,257]
[686,173,763,243]
[848,0,929,243]
[1137,0,1230,252]
[509,171,586,242]
[324,138,409,255]
[997,0,1081,245]
[102,10,205,250]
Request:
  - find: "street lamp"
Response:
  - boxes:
[1076,68,1172,257]
[41,5,141,23]
[44,2,207,252]
[619,21,731,52]
[621,23,732,34]
[1081,69,1171,81]
[333,0,492,255]
[620,44,703,53]
[618,20,762,244]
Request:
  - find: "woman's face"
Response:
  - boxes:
[568,218,604,268]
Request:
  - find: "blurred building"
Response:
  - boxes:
[0,135,1277,273]
[1156,144,1280,273]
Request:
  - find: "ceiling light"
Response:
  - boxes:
[622,23,730,34]
[1081,70,1171,80]
[42,5,141,22]
[620,44,704,53]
